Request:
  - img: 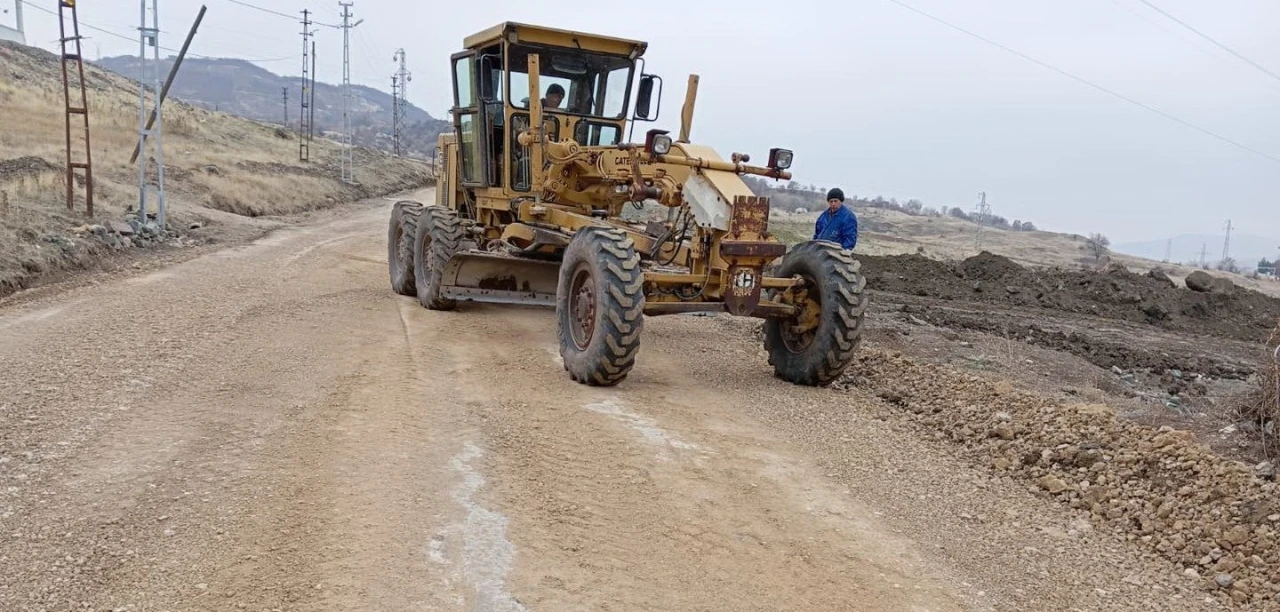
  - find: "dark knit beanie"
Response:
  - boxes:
[826,188,845,202]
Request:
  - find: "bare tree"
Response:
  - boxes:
[1086,233,1110,261]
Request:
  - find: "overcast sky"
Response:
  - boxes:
[12,0,1279,252]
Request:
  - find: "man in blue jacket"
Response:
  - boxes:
[813,187,858,250]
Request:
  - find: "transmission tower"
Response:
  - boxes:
[57,0,93,217]
[1200,243,1208,269]
[973,191,991,251]
[135,0,166,228]
[1163,238,1172,263]
[338,3,362,184]
[392,48,410,156]
[391,76,400,155]
[298,9,314,162]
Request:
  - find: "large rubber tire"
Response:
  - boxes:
[413,205,462,311]
[763,240,868,386]
[387,201,422,296]
[556,227,645,386]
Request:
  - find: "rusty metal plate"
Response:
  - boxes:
[723,266,763,316]
[720,240,787,259]
[729,195,770,238]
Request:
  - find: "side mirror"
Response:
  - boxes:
[635,74,662,121]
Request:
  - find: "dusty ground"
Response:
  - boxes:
[6,188,1270,612]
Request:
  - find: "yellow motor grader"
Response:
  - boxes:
[388,22,868,387]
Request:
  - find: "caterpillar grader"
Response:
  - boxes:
[387,21,868,387]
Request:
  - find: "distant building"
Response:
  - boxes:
[0,1,25,46]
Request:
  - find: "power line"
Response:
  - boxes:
[1134,0,1280,85]
[880,0,1280,164]
[1107,0,1234,67]
[221,0,339,28]
[20,1,294,62]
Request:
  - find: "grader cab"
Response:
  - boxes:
[388,21,868,387]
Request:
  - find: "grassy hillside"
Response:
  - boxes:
[0,41,430,298]
[93,55,451,160]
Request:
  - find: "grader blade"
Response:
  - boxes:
[438,250,561,307]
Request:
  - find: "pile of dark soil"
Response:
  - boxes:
[861,252,1280,343]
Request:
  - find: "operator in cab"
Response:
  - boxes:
[541,83,564,110]
[520,84,565,110]
[814,188,859,251]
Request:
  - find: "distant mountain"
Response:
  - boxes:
[1116,233,1280,269]
[92,55,449,158]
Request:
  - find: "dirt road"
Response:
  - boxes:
[0,192,1226,611]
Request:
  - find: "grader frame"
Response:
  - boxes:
[388,22,868,387]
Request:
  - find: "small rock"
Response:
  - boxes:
[1216,574,1234,589]
[1037,475,1069,494]
[1256,462,1276,481]
[109,221,135,236]
[189,222,203,230]
[958,341,973,348]
[1184,567,1200,579]
[1224,525,1250,545]
[1111,366,1125,375]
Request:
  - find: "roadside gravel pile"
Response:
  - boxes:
[847,349,1280,608]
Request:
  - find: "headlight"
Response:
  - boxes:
[651,134,673,155]
[768,148,793,170]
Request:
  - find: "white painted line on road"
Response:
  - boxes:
[584,399,704,461]
[447,442,527,611]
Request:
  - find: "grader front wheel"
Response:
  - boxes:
[413,205,463,311]
[556,227,644,386]
[763,241,869,386]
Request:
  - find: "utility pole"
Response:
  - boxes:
[1221,219,1233,264]
[282,86,289,125]
[1163,238,1172,263]
[309,40,316,146]
[136,0,166,229]
[392,47,410,157]
[298,9,314,162]
[338,2,362,184]
[58,0,93,217]
[1199,243,1208,269]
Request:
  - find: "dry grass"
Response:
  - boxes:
[0,41,430,297]
[1237,321,1280,457]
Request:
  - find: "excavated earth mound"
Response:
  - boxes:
[860,252,1280,343]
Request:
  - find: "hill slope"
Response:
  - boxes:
[93,55,450,159]
[0,41,430,298]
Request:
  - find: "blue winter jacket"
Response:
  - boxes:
[814,205,859,250]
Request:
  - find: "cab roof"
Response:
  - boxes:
[463,21,648,58]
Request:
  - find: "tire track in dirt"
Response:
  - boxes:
[406,305,973,611]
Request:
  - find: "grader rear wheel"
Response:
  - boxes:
[387,201,422,296]
[763,240,868,386]
[556,227,644,386]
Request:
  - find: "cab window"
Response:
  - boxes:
[507,45,634,119]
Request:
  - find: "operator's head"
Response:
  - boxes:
[826,187,845,211]
[544,83,565,109]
